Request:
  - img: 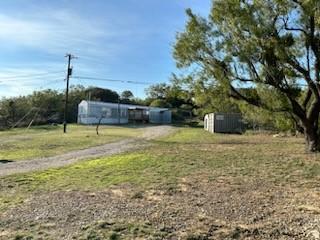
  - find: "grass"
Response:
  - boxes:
[0,124,142,161]
[79,221,166,240]
[2,127,320,212]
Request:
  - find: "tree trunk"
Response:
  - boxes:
[96,117,103,136]
[304,125,319,152]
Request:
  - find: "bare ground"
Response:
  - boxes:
[0,125,174,177]
[2,129,320,239]
[1,175,320,239]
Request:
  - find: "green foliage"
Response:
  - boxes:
[120,90,134,104]
[149,99,172,108]
[145,82,193,108]
[145,83,170,99]
[120,90,133,100]
[145,82,196,122]
[67,85,87,123]
[173,0,320,137]
[86,87,119,103]
[239,103,294,131]
[0,86,141,128]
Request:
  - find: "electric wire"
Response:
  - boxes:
[72,76,153,85]
[2,75,65,84]
[11,79,64,129]
[10,107,37,129]
[0,78,64,87]
[0,71,65,81]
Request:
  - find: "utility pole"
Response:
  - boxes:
[63,53,76,133]
[118,96,121,124]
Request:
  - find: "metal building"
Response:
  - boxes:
[204,113,244,134]
[77,100,171,125]
[149,109,172,124]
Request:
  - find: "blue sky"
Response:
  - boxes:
[0,0,211,98]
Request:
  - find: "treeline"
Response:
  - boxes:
[0,85,143,129]
[0,83,196,129]
[145,78,297,132]
[0,81,298,132]
[144,83,195,122]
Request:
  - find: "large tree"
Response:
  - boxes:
[174,0,320,152]
[121,90,134,100]
[86,87,119,103]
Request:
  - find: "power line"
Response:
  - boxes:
[8,74,65,82]
[0,73,65,85]
[72,76,153,85]
[38,79,64,89]
[0,78,63,87]
[10,107,37,129]
[0,71,65,81]
[76,55,107,66]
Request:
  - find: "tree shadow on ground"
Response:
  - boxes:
[151,140,255,146]
[0,160,14,164]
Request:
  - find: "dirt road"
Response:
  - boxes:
[0,125,174,177]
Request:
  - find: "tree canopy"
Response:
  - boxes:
[121,90,134,100]
[174,0,320,151]
[86,87,119,103]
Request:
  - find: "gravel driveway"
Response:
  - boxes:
[0,125,174,177]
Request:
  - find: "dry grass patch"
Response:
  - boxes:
[1,127,320,239]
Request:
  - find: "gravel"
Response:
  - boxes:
[0,125,174,177]
[2,176,320,239]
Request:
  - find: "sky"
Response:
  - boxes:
[0,0,211,98]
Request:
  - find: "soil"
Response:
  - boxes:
[1,175,320,239]
[0,125,174,177]
[1,127,320,239]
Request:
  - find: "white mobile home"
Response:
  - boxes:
[78,100,171,125]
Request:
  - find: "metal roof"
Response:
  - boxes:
[79,100,169,111]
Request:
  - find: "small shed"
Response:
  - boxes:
[204,113,244,134]
[149,109,172,124]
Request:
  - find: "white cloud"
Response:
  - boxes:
[0,9,124,57]
[0,9,127,97]
[0,67,66,97]
[0,4,176,97]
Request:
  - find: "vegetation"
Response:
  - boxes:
[0,124,142,161]
[1,127,319,211]
[174,0,320,151]
[145,83,196,122]
[120,90,135,104]
[0,86,143,129]
[149,99,172,108]
[2,0,320,140]
[2,127,320,238]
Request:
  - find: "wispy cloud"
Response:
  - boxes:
[0,8,132,58]
[0,1,211,98]
[0,67,66,97]
[0,8,130,97]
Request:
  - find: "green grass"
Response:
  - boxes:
[1,127,320,211]
[78,220,166,240]
[0,124,142,161]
